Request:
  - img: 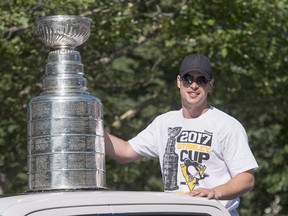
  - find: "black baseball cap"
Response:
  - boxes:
[179,53,212,80]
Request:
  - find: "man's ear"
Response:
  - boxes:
[177,75,181,89]
[208,79,214,92]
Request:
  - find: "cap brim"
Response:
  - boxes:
[180,68,211,80]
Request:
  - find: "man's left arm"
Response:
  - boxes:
[188,169,255,200]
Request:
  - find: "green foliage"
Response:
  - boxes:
[1,0,288,215]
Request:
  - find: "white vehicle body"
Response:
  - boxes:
[0,190,230,216]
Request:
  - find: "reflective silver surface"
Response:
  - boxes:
[37,15,91,49]
[27,15,106,191]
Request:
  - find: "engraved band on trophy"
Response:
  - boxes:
[27,15,106,191]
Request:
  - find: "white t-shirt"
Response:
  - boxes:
[129,106,258,215]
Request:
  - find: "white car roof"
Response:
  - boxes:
[0,190,230,216]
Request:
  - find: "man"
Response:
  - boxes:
[105,53,258,215]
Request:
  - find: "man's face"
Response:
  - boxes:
[177,71,213,111]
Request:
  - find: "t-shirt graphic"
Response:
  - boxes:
[180,158,209,190]
[162,127,181,190]
[163,127,212,191]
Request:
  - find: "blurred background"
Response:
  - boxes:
[0,0,287,215]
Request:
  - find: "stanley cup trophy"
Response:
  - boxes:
[27,15,106,191]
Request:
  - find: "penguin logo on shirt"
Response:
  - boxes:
[180,158,209,191]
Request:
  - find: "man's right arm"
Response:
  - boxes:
[104,132,142,164]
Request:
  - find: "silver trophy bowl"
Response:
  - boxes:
[27,15,106,191]
[36,15,92,49]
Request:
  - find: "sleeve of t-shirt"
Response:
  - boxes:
[128,118,159,158]
[222,123,259,177]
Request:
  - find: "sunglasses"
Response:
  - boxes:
[181,75,209,86]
